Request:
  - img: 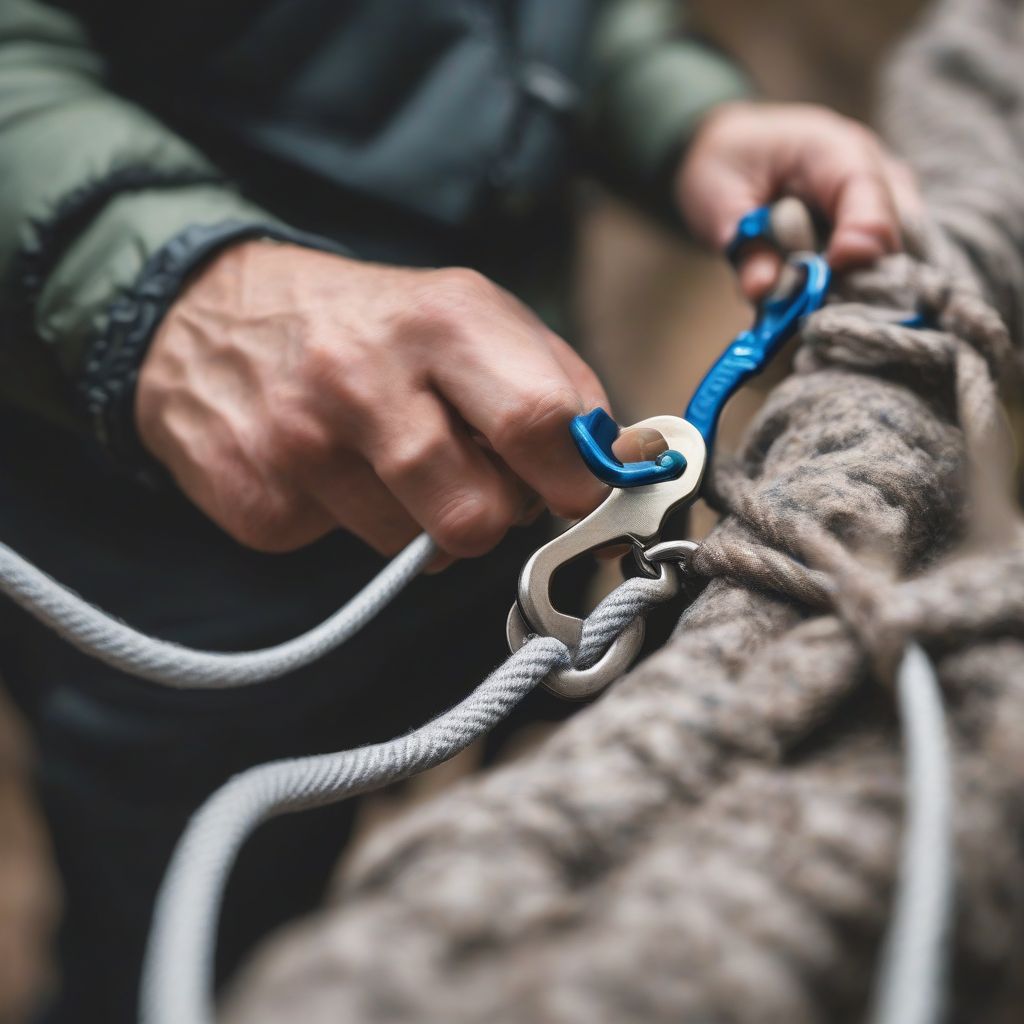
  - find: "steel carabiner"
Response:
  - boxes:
[506,415,706,699]
[508,204,861,700]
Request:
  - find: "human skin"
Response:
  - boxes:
[137,102,919,559]
[678,101,922,300]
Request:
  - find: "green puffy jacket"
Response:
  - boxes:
[0,0,749,469]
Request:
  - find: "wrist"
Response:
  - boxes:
[78,222,347,482]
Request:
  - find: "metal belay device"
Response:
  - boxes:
[507,206,835,698]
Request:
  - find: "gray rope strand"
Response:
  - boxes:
[0,533,436,687]
[871,643,955,1024]
[141,637,567,1024]
[0,511,959,1024]
[140,574,679,1024]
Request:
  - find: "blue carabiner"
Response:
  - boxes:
[684,251,831,448]
[569,408,687,487]
[569,253,829,486]
[569,204,925,488]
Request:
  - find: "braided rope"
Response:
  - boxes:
[139,573,684,1024]
[0,533,437,687]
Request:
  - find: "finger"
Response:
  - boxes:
[679,147,771,253]
[695,176,767,253]
[737,247,783,302]
[308,456,422,556]
[433,333,609,521]
[543,331,612,413]
[819,159,901,270]
[882,153,925,225]
[481,282,611,414]
[365,395,529,558]
[611,426,668,463]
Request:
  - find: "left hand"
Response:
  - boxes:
[675,101,923,301]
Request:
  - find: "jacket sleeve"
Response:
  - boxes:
[585,0,753,218]
[0,0,333,466]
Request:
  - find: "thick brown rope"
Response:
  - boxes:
[223,2,1024,1021]
[693,254,1022,681]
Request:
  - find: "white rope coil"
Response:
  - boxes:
[138,568,684,1024]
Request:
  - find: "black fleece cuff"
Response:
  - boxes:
[78,220,348,483]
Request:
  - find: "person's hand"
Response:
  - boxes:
[675,101,923,300]
[136,242,610,559]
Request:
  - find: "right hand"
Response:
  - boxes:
[136,241,611,559]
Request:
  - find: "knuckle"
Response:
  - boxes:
[304,338,377,412]
[431,492,507,557]
[225,493,300,553]
[494,384,581,451]
[434,267,494,304]
[375,431,449,484]
[302,334,344,385]
[410,267,496,334]
[267,406,333,472]
[305,335,366,399]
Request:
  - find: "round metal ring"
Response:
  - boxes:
[506,558,683,701]
[634,538,699,577]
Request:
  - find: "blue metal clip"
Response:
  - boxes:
[570,203,927,488]
[570,408,687,488]
[684,251,831,448]
[725,206,776,265]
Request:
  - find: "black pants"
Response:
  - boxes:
[0,413,563,1024]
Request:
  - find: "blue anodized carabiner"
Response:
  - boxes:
[571,205,832,484]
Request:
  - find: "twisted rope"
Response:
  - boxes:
[140,572,684,1024]
[0,533,437,687]
[689,254,1020,1024]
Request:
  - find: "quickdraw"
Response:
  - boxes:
[507,204,916,699]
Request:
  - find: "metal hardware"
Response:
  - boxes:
[506,556,681,701]
[506,415,706,700]
[684,251,831,448]
[510,204,930,700]
[570,407,687,488]
[725,205,776,264]
[634,538,700,577]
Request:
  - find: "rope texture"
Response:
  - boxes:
[870,644,954,1024]
[140,577,684,1024]
[0,533,436,687]
[0,0,1014,1020]
[218,1,1024,1021]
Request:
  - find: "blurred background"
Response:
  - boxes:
[0,1,925,1020]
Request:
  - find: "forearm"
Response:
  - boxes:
[584,0,751,217]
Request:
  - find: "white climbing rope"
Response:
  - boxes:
[140,636,568,1024]
[0,533,436,687]
[0,528,957,1024]
[138,570,686,1024]
[870,643,955,1024]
